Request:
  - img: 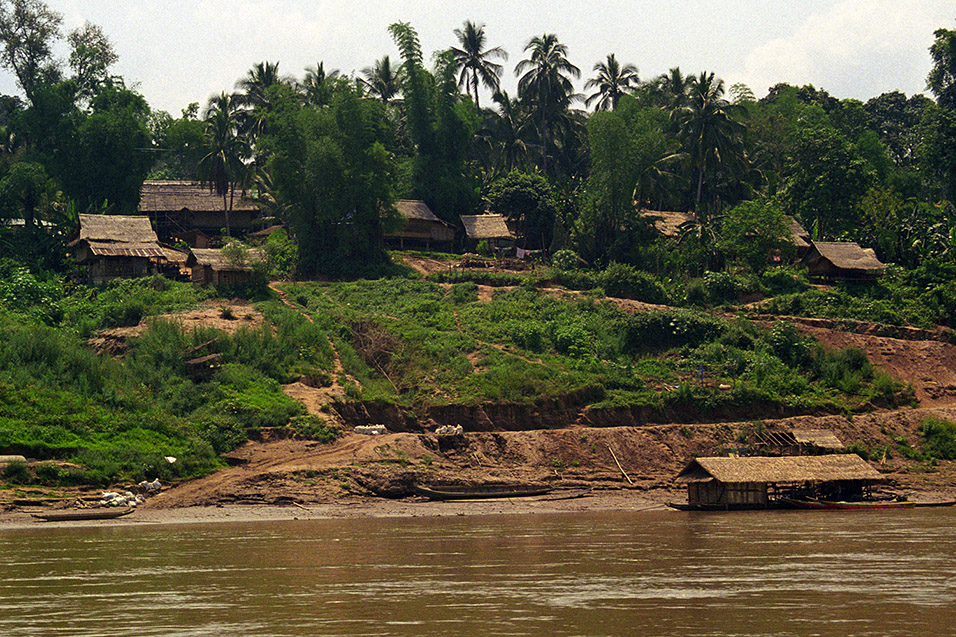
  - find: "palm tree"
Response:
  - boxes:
[485,90,532,174]
[450,20,507,109]
[235,61,290,142]
[300,61,339,106]
[658,66,693,111]
[515,33,580,174]
[584,54,638,111]
[674,72,746,214]
[361,56,402,103]
[199,92,249,237]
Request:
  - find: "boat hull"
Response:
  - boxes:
[413,485,552,501]
[32,508,135,522]
[781,498,916,510]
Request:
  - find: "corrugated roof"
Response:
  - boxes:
[188,247,265,271]
[86,241,166,258]
[792,429,844,450]
[138,181,258,213]
[808,241,887,271]
[643,210,696,237]
[394,200,442,223]
[676,454,882,484]
[460,214,514,240]
[77,214,159,244]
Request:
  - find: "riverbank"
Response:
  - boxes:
[0,488,676,529]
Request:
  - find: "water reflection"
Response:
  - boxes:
[1,509,955,635]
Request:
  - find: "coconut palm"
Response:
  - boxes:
[658,66,693,111]
[515,33,580,174]
[199,92,249,237]
[484,90,533,174]
[450,20,507,109]
[584,54,638,111]
[300,61,340,107]
[361,56,402,103]
[674,72,746,214]
[235,61,290,143]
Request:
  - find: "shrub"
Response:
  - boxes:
[920,417,956,460]
[600,263,669,304]
[552,249,581,271]
[446,282,478,305]
[622,310,724,354]
[289,415,341,443]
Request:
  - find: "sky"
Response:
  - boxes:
[3,0,953,115]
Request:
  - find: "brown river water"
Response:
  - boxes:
[1,508,955,636]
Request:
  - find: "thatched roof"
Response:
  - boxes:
[138,181,258,213]
[394,200,442,223]
[71,214,164,258]
[460,214,514,240]
[785,216,811,249]
[676,454,883,484]
[160,245,189,265]
[806,241,886,272]
[76,214,158,243]
[642,210,696,238]
[792,429,844,450]
[187,247,265,271]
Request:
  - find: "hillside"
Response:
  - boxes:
[3,255,956,509]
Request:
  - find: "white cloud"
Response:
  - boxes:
[734,0,953,99]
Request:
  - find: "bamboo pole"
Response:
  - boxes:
[607,445,634,485]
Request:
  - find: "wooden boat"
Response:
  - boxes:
[781,498,916,510]
[665,501,788,511]
[32,508,135,522]
[413,484,552,501]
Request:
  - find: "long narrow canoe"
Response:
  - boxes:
[413,484,552,501]
[782,498,916,510]
[32,508,135,522]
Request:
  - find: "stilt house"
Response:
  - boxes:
[676,454,883,509]
[386,200,456,250]
[70,214,164,284]
[460,214,515,253]
[802,241,887,281]
[138,181,260,242]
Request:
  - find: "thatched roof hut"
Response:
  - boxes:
[70,214,164,284]
[802,241,887,280]
[641,210,696,238]
[138,180,259,241]
[675,454,883,509]
[785,216,811,250]
[386,200,455,248]
[186,247,265,286]
[460,214,515,252]
[791,429,844,450]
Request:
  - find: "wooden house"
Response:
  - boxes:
[186,247,265,286]
[460,214,515,252]
[802,241,887,281]
[69,214,164,285]
[386,200,456,249]
[675,454,883,509]
[138,181,260,242]
[785,216,811,254]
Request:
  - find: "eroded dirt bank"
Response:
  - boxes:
[136,405,956,511]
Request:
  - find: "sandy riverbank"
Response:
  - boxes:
[0,488,679,530]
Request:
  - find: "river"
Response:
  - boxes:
[1,508,955,636]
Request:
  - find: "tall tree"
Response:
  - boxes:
[450,20,507,109]
[584,54,638,111]
[486,90,532,174]
[360,56,401,103]
[235,61,288,143]
[300,61,339,107]
[674,72,745,214]
[199,92,248,237]
[0,0,61,105]
[67,22,117,102]
[515,33,580,175]
[928,26,956,109]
